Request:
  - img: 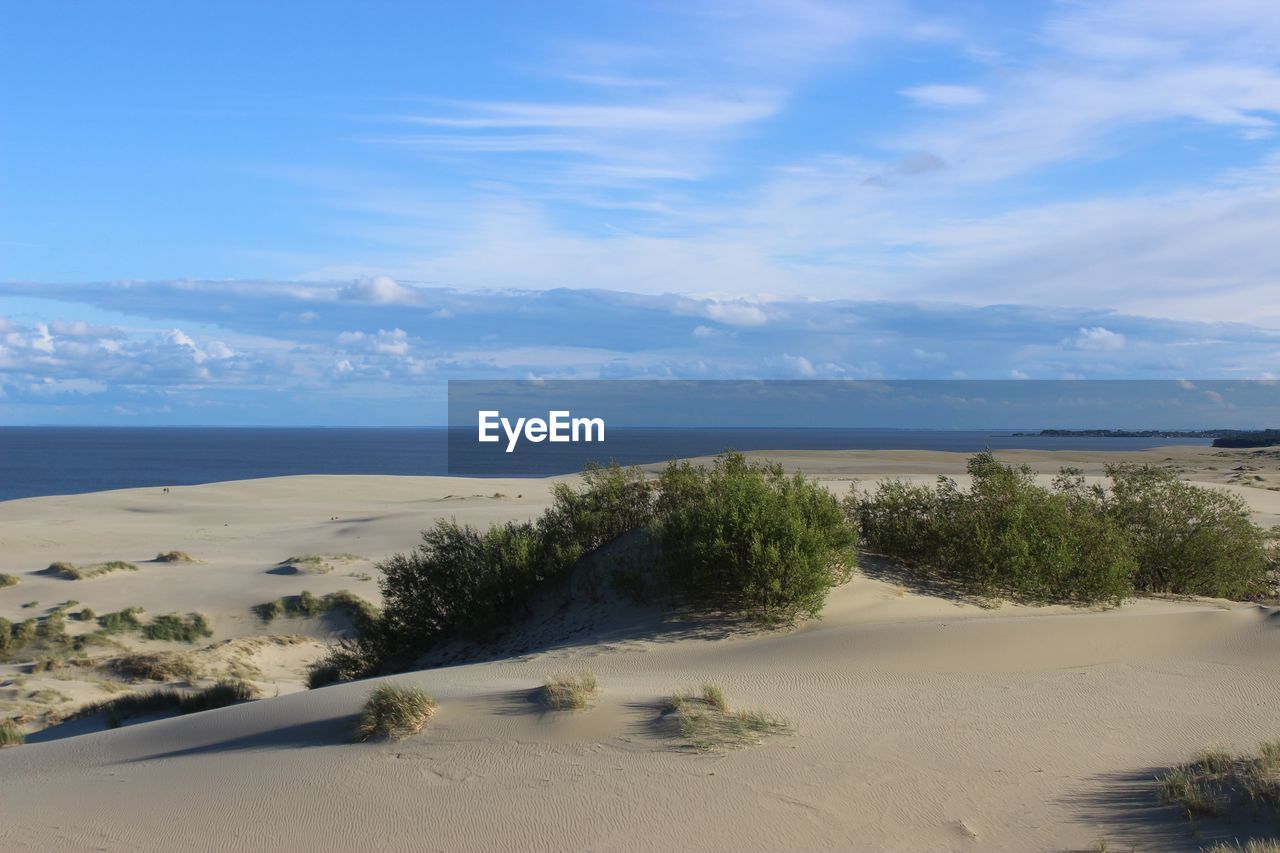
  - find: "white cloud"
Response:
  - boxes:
[900,84,987,107]
[339,275,421,305]
[1073,326,1127,351]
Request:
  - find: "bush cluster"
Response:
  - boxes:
[657,454,856,621]
[854,452,1273,604]
[313,455,853,684]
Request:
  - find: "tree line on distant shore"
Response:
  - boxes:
[309,452,1278,687]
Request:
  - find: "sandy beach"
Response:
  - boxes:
[2,445,1279,851]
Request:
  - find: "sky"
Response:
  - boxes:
[2,0,1280,425]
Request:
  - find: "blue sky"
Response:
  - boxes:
[2,0,1280,424]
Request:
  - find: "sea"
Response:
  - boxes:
[0,426,1214,502]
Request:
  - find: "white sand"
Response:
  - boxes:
[1,445,1279,851]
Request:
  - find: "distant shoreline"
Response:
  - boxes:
[1015,428,1280,448]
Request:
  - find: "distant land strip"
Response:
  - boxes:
[1013,429,1280,448]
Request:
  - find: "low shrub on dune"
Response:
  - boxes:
[353,683,436,742]
[664,684,790,752]
[852,452,1272,604]
[0,573,19,588]
[541,672,599,710]
[143,612,212,643]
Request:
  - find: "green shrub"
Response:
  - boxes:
[1105,463,1271,598]
[353,683,435,742]
[143,612,212,642]
[0,721,24,747]
[98,607,144,634]
[854,454,1144,605]
[541,672,599,710]
[253,600,284,622]
[11,618,37,647]
[75,607,96,622]
[657,452,857,621]
[0,573,19,588]
[39,610,67,643]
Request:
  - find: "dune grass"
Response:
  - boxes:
[153,550,196,563]
[70,679,258,728]
[113,651,200,683]
[665,684,791,752]
[142,612,212,642]
[0,573,19,588]
[353,683,436,742]
[253,590,377,626]
[97,607,144,634]
[1202,842,1280,852]
[1157,740,1280,827]
[0,721,24,747]
[541,672,599,710]
[46,560,138,580]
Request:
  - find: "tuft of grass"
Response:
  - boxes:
[1158,740,1280,829]
[0,573,19,588]
[97,607,144,634]
[664,684,791,752]
[113,652,200,683]
[143,612,212,643]
[70,679,258,728]
[0,721,24,747]
[1158,765,1225,817]
[74,607,96,622]
[1202,843,1280,852]
[279,555,334,574]
[253,590,376,627]
[700,683,727,712]
[541,672,599,710]
[252,599,284,622]
[46,560,138,580]
[153,550,196,563]
[353,683,436,742]
[21,600,38,609]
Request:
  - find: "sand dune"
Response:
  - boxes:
[2,447,1279,851]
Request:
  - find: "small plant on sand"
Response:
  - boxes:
[664,684,791,752]
[0,573,19,588]
[1157,740,1280,829]
[0,721,24,746]
[113,652,201,683]
[1202,842,1280,852]
[541,672,599,710]
[75,607,96,621]
[143,612,212,642]
[97,607,144,634]
[353,683,436,742]
[252,599,285,622]
[153,551,196,563]
[46,560,138,580]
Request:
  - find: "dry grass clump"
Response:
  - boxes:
[253,590,377,626]
[46,560,138,580]
[353,683,436,742]
[0,573,19,588]
[112,652,200,683]
[1157,739,1280,829]
[153,551,196,563]
[277,554,357,575]
[541,672,599,710]
[0,721,24,747]
[664,684,791,752]
[70,679,258,728]
[1202,842,1280,852]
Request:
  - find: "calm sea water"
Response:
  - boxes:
[0,426,1211,502]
